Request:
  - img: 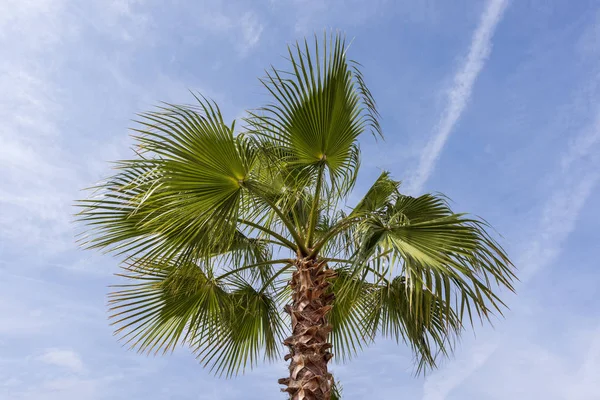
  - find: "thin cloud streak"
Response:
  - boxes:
[38,349,84,374]
[406,0,508,194]
[421,339,501,400]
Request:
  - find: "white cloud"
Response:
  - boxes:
[97,0,151,42]
[422,339,500,400]
[0,0,151,256]
[432,324,600,400]
[569,325,600,398]
[4,375,122,400]
[561,109,600,171]
[38,349,84,374]
[38,377,99,398]
[186,2,264,56]
[0,2,75,254]
[0,300,48,335]
[285,0,435,34]
[239,12,264,54]
[518,173,598,281]
[0,0,70,48]
[406,0,508,194]
[520,87,600,280]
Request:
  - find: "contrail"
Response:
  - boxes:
[406,0,509,195]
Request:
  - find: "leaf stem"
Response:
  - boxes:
[306,163,325,251]
[216,259,293,281]
[237,219,297,251]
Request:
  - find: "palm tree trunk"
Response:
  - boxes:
[279,258,337,400]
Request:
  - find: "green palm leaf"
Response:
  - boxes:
[247,33,381,200]
[328,267,375,361]
[366,275,462,373]
[77,97,256,267]
[109,258,287,377]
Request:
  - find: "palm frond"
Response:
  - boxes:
[76,97,255,266]
[328,267,375,361]
[317,174,515,372]
[331,379,344,399]
[365,275,462,373]
[351,171,400,215]
[352,192,515,325]
[109,260,228,356]
[247,32,381,201]
[195,276,286,377]
[109,259,287,378]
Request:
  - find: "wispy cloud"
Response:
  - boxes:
[561,109,600,171]
[285,0,435,34]
[238,11,264,55]
[422,340,500,400]
[0,1,76,254]
[0,0,154,257]
[190,3,264,56]
[518,175,598,282]
[406,0,509,194]
[570,324,600,397]
[38,349,84,374]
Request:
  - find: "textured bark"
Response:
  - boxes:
[278,258,336,400]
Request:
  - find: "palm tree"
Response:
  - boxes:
[77,33,515,400]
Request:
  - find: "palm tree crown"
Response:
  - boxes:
[77,33,515,400]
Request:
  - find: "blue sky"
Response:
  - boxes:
[1,0,600,398]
